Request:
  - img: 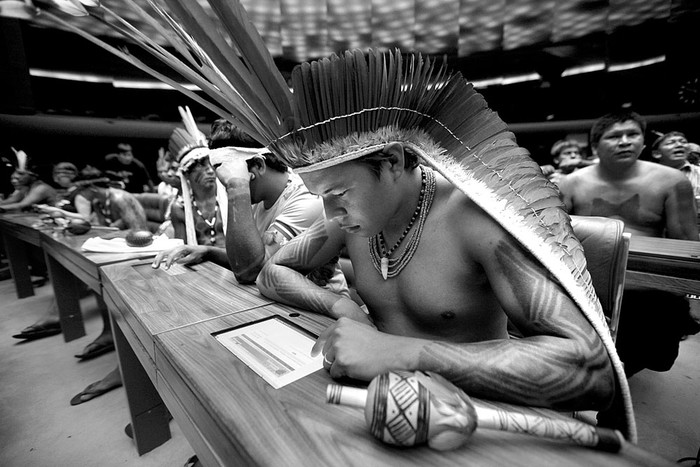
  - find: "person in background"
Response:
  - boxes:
[16,174,148,361]
[51,162,79,206]
[1,152,17,199]
[155,147,180,199]
[0,149,58,212]
[651,131,700,199]
[154,118,348,295]
[7,160,80,340]
[558,111,700,378]
[687,142,700,165]
[153,147,181,238]
[103,142,154,193]
[540,139,587,186]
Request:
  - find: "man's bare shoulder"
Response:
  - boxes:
[638,159,689,181]
[562,164,598,184]
[438,177,506,243]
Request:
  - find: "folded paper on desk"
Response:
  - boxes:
[81,235,184,253]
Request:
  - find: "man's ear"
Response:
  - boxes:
[249,155,266,176]
[382,142,405,179]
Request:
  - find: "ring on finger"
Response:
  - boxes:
[323,354,333,366]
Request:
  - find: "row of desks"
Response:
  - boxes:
[101,258,671,466]
[1,212,690,466]
[1,213,159,341]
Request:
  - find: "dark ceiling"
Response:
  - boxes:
[1,0,700,166]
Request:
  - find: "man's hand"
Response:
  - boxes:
[35,204,64,217]
[540,164,556,176]
[557,158,581,174]
[209,147,261,187]
[152,245,209,269]
[156,147,170,173]
[311,317,422,381]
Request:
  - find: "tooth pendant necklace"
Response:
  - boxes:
[192,199,218,245]
[369,167,436,280]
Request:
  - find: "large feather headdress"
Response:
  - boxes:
[26,0,635,441]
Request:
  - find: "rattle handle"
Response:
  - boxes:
[474,405,623,452]
[326,384,367,409]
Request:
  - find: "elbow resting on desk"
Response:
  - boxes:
[231,258,265,285]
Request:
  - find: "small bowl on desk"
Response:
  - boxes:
[126,229,154,248]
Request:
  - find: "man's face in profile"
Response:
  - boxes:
[10,170,33,188]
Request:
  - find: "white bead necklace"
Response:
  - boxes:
[191,199,218,245]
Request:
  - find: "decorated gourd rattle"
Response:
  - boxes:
[326,370,623,452]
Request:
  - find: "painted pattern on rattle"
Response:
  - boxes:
[327,370,624,452]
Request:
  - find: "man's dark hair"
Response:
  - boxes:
[209,119,287,173]
[357,146,420,179]
[590,110,647,148]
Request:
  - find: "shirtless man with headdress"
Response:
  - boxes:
[254,50,635,439]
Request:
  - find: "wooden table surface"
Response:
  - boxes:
[626,236,700,294]
[101,259,675,467]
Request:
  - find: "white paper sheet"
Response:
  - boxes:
[81,235,184,253]
[214,316,323,389]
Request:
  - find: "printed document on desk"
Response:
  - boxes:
[214,316,323,389]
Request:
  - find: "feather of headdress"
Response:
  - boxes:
[11,147,29,172]
[34,0,294,145]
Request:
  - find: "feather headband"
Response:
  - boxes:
[30,0,635,442]
[10,147,37,176]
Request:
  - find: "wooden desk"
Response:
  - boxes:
[0,213,48,298]
[626,236,700,294]
[101,259,273,455]
[101,260,674,466]
[40,229,161,342]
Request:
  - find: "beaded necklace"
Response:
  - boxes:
[368,167,436,280]
[191,198,218,245]
[98,196,112,223]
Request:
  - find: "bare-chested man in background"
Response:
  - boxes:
[558,110,699,377]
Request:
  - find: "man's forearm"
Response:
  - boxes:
[417,336,614,411]
[257,262,349,316]
[225,182,265,283]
